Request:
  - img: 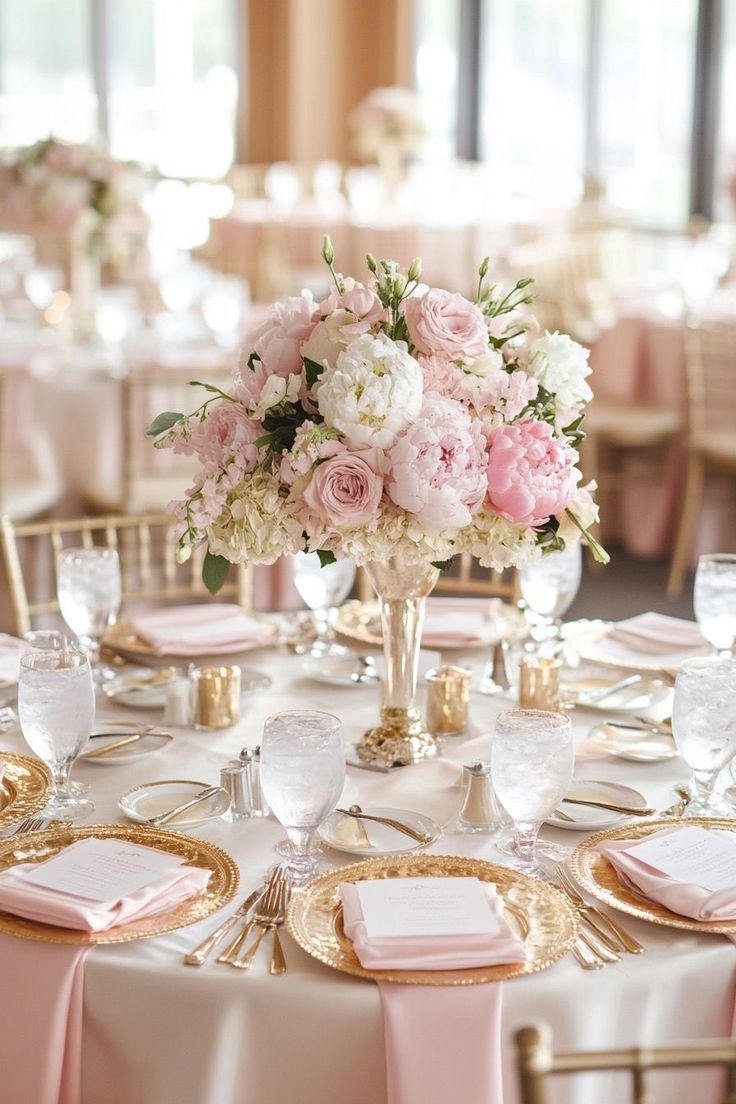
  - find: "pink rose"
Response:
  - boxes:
[485,418,576,526]
[239,290,318,383]
[387,396,488,533]
[404,289,489,361]
[303,449,383,527]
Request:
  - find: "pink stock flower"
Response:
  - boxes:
[404,288,489,361]
[419,354,537,425]
[387,395,487,533]
[186,401,262,479]
[303,448,384,527]
[485,418,576,526]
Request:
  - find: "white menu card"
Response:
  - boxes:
[626,827,736,892]
[22,838,187,902]
[356,877,498,939]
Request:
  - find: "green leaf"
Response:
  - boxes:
[145,411,184,438]
[431,558,454,571]
[304,356,325,390]
[316,550,337,568]
[202,550,231,594]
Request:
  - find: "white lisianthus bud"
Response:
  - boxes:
[176,541,192,564]
[322,234,334,266]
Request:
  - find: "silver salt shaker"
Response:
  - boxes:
[220,760,251,820]
[239,746,269,817]
[457,760,500,834]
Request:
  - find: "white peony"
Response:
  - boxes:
[317,332,423,449]
[526,332,593,411]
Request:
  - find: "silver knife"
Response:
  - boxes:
[148,785,222,826]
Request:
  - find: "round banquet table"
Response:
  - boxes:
[1,640,734,1104]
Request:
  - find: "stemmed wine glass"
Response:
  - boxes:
[259,710,345,886]
[18,649,95,821]
[672,656,736,816]
[56,548,122,677]
[291,553,356,655]
[492,709,574,874]
[693,554,736,657]
[519,544,582,646]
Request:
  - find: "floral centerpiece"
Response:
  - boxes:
[9,137,148,264]
[349,86,423,202]
[148,237,606,765]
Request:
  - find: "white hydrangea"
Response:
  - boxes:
[207,469,304,565]
[459,509,539,571]
[526,332,593,412]
[317,332,423,449]
[303,503,458,566]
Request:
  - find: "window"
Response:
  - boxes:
[0,0,238,178]
[415,0,461,161]
[715,0,736,219]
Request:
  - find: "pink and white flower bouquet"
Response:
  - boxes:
[8,137,148,261]
[349,86,424,163]
[148,237,606,591]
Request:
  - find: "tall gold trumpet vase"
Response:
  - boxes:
[356,559,440,768]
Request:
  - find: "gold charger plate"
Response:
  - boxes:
[334,599,525,650]
[0,822,239,944]
[0,752,52,831]
[286,853,578,985]
[103,617,278,663]
[569,817,736,934]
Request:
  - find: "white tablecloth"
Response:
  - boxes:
[1,643,734,1104]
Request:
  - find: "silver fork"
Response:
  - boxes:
[8,816,46,837]
[227,867,291,972]
[556,866,644,954]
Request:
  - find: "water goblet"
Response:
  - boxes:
[259,710,345,886]
[519,544,582,645]
[491,709,574,875]
[693,554,736,657]
[291,553,356,656]
[672,656,736,816]
[23,630,73,653]
[57,548,122,676]
[18,649,95,821]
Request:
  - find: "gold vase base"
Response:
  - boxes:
[357,708,439,768]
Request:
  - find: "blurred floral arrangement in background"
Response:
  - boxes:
[349,86,424,165]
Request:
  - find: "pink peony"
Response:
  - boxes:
[386,395,488,533]
[404,288,489,361]
[238,290,318,388]
[303,448,383,527]
[186,402,262,479]
[485,418,576,526]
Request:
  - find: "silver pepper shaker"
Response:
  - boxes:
[241,745,269,817]
[479,639,511,696]
[220,760,251,820]
[162,672,192,726]
[457,760,499,834]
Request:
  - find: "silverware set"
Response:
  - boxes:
[552,866,644,970]
[185,866,292,974]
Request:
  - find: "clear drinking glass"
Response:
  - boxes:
[18,649,95,821]
[291,553,356,655]
[259,710,345,886]
[23,630,73,653]
[519,544,582,643]
[672,656,736,816]
[57,548,122,671]
[693,554,736,657]
[492,709,574,875]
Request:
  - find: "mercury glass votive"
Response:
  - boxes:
[425,665,471,738]
[518,655,562,712]
[191,664,241,729]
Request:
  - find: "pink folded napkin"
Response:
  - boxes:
[607,613,709,656]
[421,599,503,647]
[340,879,524,1104]
[128,603,276,654]
[597,827,736,921]
[0,852,211,932]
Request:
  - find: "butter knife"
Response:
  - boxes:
[184,888,262,966]
[148,785,222,826]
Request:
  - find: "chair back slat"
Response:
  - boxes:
[0,512,252,636]
[686,319,736,440]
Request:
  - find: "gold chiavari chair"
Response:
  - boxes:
[358,556,518,603]
[0,513,252,637]
[515,1022,736,1104]
[668,318,736,595]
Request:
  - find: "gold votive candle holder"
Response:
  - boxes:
[191,665,241,729]
[425,665,471,738]
[518,654,562,712]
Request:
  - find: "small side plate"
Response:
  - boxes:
[562,671,672,714]
[319,806,440,856]
[119,780,230,827]
[586,722,678,763]
[546,779,650,831]
[104,667,272,709]
[80,730,174,765]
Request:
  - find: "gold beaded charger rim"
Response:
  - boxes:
[0,822,239,945]
[286,853,578,985]
[0,752,52,830]
[103,617,278,663]
[334,599,526,650]
[569,817,736,933]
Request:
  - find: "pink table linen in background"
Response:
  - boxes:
[340,880,525,1104]
[606,613,710,655]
